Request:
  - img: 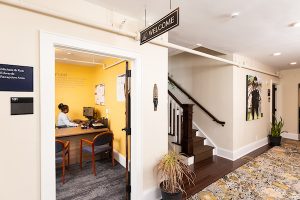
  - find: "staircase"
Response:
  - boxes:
[192,129,214,163]
[168,77,225,164]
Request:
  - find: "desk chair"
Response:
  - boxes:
[80,132,114,176]
[56,140,70,184]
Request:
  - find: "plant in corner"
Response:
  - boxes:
[269,116,285,146]
[156,150,195,200]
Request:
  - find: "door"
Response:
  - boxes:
[123,61,131,200]
[298,84,300,133]
[272,84,277,124]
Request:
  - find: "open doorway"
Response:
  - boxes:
[298,84,300,133]
[54,47,131,199]
[40,32,142,200]
[272,84,277,125]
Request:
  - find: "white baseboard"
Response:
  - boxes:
[282,132,299,140]
[232,137,268,160]
[113,150,126,168]
[143,187,161,200]
[217,147,234,160]
[217,137,268,161]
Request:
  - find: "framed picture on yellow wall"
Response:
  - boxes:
[95,84,105,105]
[117,74,126,102]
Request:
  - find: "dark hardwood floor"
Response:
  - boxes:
[184,144,272,199]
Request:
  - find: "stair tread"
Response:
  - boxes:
[171,141,181,146]
[193,136,205,142]
[194,145,214,155]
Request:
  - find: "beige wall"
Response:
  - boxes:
[0,1,168,200]
[169,51,235,150]
[233,69,278,149]
[169,52,279,152]
[279,68,300,135]
[233,55,279,150]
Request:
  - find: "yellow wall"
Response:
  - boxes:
[55,62,97,122]
[55,60,129,157]
[94,58,129,157]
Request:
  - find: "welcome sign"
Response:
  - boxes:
[140,8,179,45]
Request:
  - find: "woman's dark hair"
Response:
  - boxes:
[58,103,68,111]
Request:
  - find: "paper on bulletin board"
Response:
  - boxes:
[117,74,125,102]
[95,84,105,105]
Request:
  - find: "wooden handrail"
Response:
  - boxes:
[168,77,225,126]
[168,90,183,107]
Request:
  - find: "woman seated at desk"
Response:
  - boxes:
[57,103,78,128]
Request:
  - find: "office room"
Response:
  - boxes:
[54,47,131,200]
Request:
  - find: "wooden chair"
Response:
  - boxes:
[80,132,114,176]
[55,140,70,184]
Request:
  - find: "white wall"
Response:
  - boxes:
[169,52,279,158]
[233,55,279,150]
[233,70,278,151]
[169,51,235,150]
[0,1,168,200]
[279,68,300,137]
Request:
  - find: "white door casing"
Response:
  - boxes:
[40,31,143,200]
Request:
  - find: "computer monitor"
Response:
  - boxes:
[83,107,94,119]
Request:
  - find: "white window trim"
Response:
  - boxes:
[40,31,143,200]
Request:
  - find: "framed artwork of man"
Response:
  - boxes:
[246,75,262,121]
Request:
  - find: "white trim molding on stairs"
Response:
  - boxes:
[192,122,217,155]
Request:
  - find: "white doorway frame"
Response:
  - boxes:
[40,31,143,200]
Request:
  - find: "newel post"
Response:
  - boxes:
[181,104,194,156]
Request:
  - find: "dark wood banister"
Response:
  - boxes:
[168,90,183,107]
[168,76,225,126]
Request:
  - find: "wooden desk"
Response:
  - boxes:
[55,127,110,164]
[56,126,109,138]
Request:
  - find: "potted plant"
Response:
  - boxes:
[269,116,285,146]
[156,150,195,200]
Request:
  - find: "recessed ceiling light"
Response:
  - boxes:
[231,12,240,18]
[272,52,281,56]
[67,52,72,55]
[196,43,202,46]
[290,62,297,65]
[291,22,300,27]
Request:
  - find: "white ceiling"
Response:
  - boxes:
[86,0,300,70]
[55,48,121,66]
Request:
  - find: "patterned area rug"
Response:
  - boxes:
[189,140,300,200]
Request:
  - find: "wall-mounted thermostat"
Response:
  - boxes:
[11,97,34,115]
